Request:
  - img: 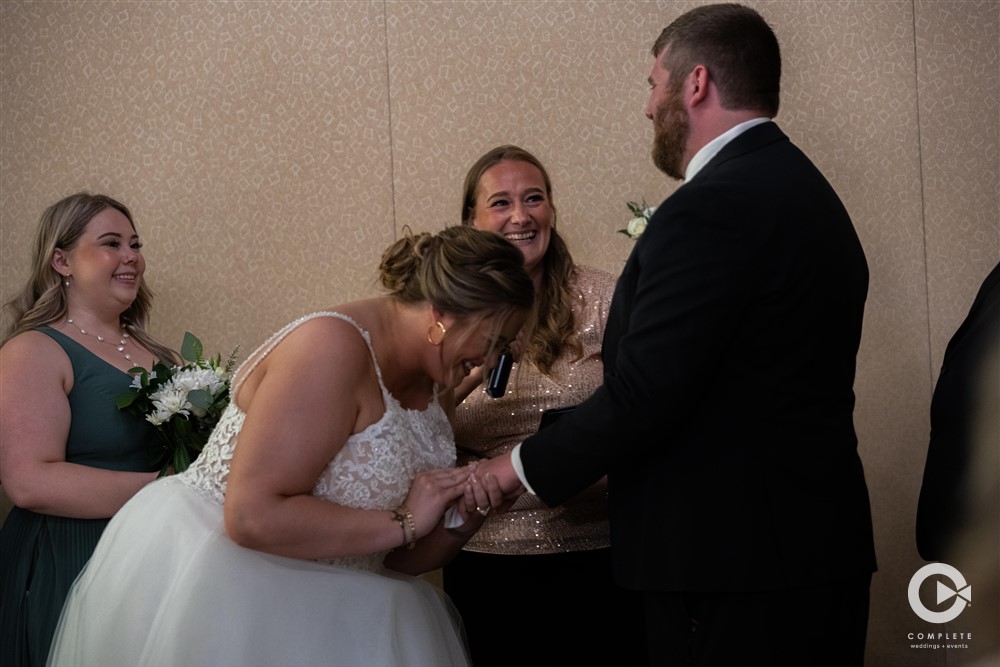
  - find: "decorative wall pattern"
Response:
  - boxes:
[1,2,997,665]
[1,0,397,346]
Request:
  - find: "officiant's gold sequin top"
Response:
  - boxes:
[453,265,615,555]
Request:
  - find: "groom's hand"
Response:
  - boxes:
[476,451,524,498]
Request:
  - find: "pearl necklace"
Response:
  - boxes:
[66,318,135,366]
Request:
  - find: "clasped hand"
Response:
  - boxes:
[454,461,524,526]
[401,462,524,542]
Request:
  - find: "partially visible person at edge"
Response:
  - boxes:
[916,261,999,664]
[443,145,646,666]
[917,260,1000,560]
[0,192,179,667]
[476,4,877,666]
[47,226,534,667]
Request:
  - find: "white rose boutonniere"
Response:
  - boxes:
[626,216,648,239]
[619,199,656,240]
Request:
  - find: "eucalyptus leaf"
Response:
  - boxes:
[180,332,204,364]
[187,389,213,411]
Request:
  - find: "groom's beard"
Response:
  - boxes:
[651,86,690,181]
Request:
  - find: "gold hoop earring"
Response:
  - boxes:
[427,321,446,346]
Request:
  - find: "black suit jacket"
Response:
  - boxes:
[520,122,877,592]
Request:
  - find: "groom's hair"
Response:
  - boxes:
[653,3,781,117]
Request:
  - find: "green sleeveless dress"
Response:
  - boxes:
[0,327,161,667]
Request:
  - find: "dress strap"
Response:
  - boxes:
[35,326,133,377]
[231,312,388,401]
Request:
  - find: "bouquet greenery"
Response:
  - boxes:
[117,332,238,476]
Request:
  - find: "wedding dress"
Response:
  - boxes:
[47,312,470,667]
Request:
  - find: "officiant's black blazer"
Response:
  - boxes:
[520,122,877,592]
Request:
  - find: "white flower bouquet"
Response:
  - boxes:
[117,332,238,476]
[619,199,657,240]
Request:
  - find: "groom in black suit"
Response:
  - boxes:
[478,4,876,665]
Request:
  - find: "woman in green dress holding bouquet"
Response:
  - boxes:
[0,192,177,667]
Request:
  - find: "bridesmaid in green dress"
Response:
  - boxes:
[0,192,179,667]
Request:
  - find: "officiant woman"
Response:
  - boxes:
[0,192,178,667]
[444,145,646,666]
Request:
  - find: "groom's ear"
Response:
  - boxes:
[687,65,710,108]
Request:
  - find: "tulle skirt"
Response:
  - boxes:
[47,478,470,667]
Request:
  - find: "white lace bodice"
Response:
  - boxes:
[179,312,456,572]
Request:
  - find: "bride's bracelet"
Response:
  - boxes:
[391,504,417,550]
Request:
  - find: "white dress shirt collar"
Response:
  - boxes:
[684,117,772,182]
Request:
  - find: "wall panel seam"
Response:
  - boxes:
[382,0,398,242]
[911,0,934,392]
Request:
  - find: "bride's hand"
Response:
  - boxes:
[402,466,474,539]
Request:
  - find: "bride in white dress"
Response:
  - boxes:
[47,226,534,667]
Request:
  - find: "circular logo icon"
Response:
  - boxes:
[908,563,972,623]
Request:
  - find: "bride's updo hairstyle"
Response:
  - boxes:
[379,226,534,339]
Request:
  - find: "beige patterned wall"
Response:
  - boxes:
[1,1,997,665]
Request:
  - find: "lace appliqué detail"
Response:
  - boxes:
[179,402,243,506]
[178,312,456,574]
[312,390,455,571]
